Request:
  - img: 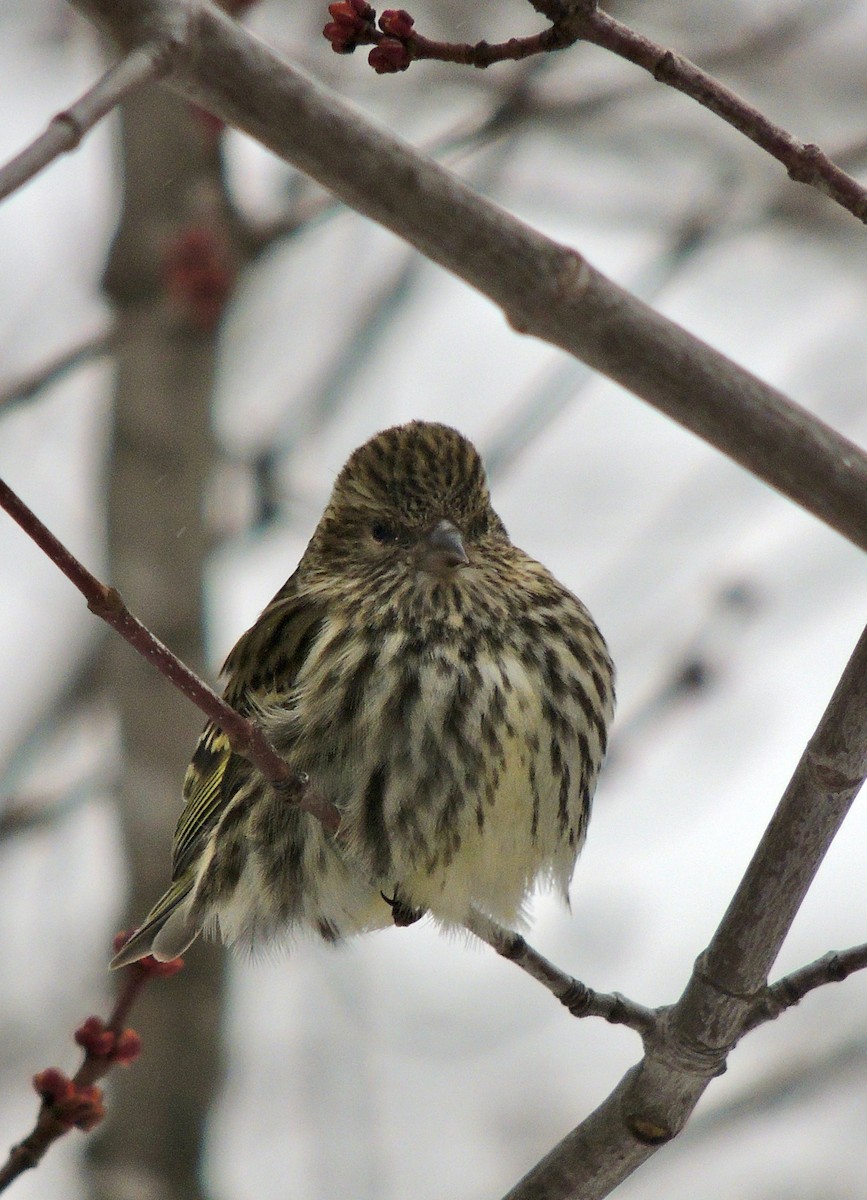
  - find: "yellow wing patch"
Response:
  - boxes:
[172,724,234,878]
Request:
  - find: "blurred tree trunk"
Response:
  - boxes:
[85,79,242,1200]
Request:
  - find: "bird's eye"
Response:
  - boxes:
[466,513,489,540]
[371,522,397,544]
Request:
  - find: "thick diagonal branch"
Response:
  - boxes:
[66,0,867,552]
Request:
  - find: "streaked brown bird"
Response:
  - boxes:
[113,421,614,967]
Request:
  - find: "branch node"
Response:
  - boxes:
[625,1114,674,1145]
[559,977,593,1015]
[823,950,846,983]
[787,142,822,183]
[500,931,528,961]
[50,110,86,150]
[652,49,677,83]
[87,583,126,618]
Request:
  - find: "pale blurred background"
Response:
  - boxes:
[1,1,867,1198]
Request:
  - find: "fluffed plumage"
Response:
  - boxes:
[113,421,614,967]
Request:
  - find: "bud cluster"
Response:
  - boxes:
[32,1070,105,1133]
[324,4,416,73]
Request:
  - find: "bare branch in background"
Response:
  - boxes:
[482,195,730,481]
[245,63,545,259]
[480,0,851,140]
[608,582,761,767]
[0,797,71,841]
[252,248,424,525]
[569,5,867,226]
[252,130,518,527]
[0,329,114,414]
[0,46,170,203]
[689,1034,867,1138]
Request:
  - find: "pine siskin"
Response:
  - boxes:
[113,421,614,967]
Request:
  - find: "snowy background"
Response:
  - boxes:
[1,1,867,1198]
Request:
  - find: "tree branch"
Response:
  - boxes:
[466,911,657,1039]
[744,943,867,1033]
[0,475,340,833]
[503,622,867,1199]
[0,45,170,204]
[0,329,114,414]
[324,0,867,225]
[64,0,867,553]
[572,4,867,226]
[0,952,181,1194]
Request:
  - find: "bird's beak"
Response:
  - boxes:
[422,519,469,573]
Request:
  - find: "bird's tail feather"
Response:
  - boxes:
[110,875,199,969]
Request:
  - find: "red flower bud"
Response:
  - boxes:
[32,1072,105,1131]
[33,1068,73,1106]
[113,1029,143,1066]
[323,0,376,52]
[137,953,185,979]
[63,1084,106,1132]
[328,0,358,18]
[75,1016,115,1058]
[369,37,411,73]
[378,8,414,38]
[324,22,355,52]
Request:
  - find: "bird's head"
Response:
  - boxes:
[306,421,508,585]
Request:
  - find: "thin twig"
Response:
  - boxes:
[571,5,867,225]
[744,943,867,1033]
[0,475,340,833]
[0,955,180,1193]
[328,0,867,225]
[0,329,114,414]
[466,910,657,1038]
[0,45,171,204]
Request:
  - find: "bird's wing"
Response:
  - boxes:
[110,873,197,967]
[171,572,326,880]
